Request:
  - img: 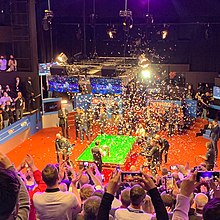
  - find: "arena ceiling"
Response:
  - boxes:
[45,0,220,23]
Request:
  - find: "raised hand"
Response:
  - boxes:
[106,170,121,195]
[180,172,198,197]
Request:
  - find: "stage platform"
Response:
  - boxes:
[77,134,136,168]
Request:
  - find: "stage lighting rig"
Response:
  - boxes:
[119,0,133,31]
[145,0,154,25]
[122,17,133,31]
[44,10,54,23]
[146,13,154,25]
[42,10,54,32]
[119,10,132,18]
[55,53,80,75]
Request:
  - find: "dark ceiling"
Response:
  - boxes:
[44,0,220,23]
[35,0,220,72]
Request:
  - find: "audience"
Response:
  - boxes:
[115,184,154,220]
[0,92,12,107]
[7,55,17,72]
[0,55,7,71]
[0,75,35,130]
[1,148,220,220]
[0,152,30,220]
[203,198,220,220]
[33,163,81,219]
[0,73,219,220]
[189,193,208,219]
[79,196,102,220]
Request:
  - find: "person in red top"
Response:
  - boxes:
[17,154,47,220]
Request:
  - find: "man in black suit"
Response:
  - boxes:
[58,107,69,138]
[210,119,220,162]
[91,141,103,173]
[199,142,215,171]
[15,76,22,93]
[24,77,35,112]
[154,134,170,164]
[147,139,160,176]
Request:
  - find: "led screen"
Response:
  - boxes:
[90,77,122,95]
[48,76,79,93]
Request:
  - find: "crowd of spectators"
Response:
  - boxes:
[0,66,217,220]
[121,80,197,138]
[1,152,220,220]
[0,54,17,72]
[0,76,35,130]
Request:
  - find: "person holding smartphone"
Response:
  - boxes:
[199,142,215,170]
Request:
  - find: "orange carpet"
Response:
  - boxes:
[6,119,220,178]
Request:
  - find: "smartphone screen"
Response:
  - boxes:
[116,165,120,171]
[166,176,174,190]
[196,171,220,182]
[121,172,142,182]
[84,161,89,169]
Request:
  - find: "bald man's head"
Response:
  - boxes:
[195,193,208,210]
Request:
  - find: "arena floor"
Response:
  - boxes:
[7,118,219,180]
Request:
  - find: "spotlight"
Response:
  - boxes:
[108,30,114,39]
[161,24,169,39]
[56,53,68,64]
[107,26,117,39]
[141,69,151,78]
[161,30,168,39]
[119,8,133,32]
[122,17,133,31]
[146,13,154,25]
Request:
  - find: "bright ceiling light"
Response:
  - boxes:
[161,30,168,39]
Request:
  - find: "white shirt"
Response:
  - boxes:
[111,197,122,208]
[33,190,79,220]
[0,59,7,70]
[115,206,153,220]
[0,96,11,106]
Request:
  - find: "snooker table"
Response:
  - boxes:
[77,134,137,168]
